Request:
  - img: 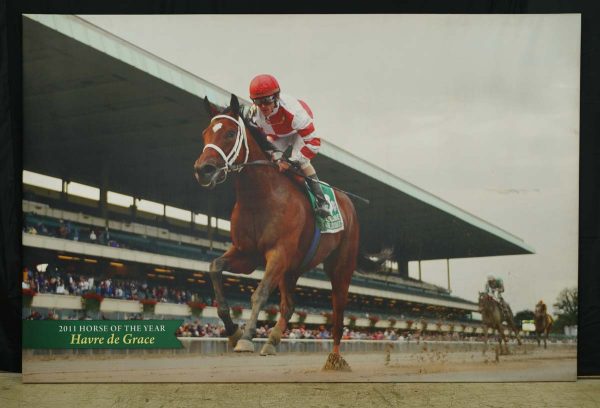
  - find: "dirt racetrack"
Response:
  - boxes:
[23,343,576,383]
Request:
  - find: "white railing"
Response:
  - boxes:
[27,294,482,331]
[25,338,576,357]
[176,337,576,355]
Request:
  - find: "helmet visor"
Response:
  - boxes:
[252,95,277,106]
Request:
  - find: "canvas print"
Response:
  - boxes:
[21,14,579,382]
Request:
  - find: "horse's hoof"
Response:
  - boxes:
[228,328,243,349]
[260,343,277,356]
[322,353,352,372]
[233,339,255,353]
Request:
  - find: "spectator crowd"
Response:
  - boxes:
[22,266,206,305]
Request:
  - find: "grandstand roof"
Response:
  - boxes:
[22,14,534,264]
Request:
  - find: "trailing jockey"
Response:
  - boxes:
[247,74,332,218]
[485,275,510,319]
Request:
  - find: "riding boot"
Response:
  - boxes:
[308,176,332,218]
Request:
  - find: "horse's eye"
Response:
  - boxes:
[226,130,236,139]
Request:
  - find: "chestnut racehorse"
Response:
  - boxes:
[534,301,553,349]
[193,94,368,369]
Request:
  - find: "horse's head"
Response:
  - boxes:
[478,292,493,311]
[193,94,248,188]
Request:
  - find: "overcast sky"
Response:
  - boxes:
[79,14,580,313]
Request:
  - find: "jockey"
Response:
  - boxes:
[485,275,505,301]
[485,275,509,315]
[537,299,547,312]
[248,74,332,218]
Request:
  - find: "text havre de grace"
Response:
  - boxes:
[59,323,166,345]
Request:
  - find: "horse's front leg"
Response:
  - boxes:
[259,273,300,356]
[498,327,510,355]
[208,246,257,348]
[234,248,288,353]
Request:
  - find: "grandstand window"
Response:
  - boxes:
[108,191,134,208]
[22,170,62,192]
[217,218,231,232]
[193,213,209,226]
[166,205,192,222]
[135,198,164,216]
[67,181,100,201]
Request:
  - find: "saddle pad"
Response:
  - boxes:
[306,181,345,233]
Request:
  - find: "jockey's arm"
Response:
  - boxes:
[290,107,320,166]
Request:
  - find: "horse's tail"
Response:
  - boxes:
[356,248,394,272]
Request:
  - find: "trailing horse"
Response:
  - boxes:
[534,301,553,349]
[193,94,386,370]
[478,292,522,355]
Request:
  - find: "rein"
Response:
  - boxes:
[202,115,370,205]
[232,160,371,205]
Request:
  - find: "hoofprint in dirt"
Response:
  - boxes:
[23,344,576,383]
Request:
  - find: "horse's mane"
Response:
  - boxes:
[222,106,276,155]
[245,117,277,154]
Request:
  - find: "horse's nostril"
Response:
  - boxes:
[199,164,217,176]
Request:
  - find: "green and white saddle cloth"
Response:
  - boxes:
[306,181,345,233]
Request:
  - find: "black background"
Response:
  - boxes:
[1,0,598,376]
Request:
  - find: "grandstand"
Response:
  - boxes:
[21,14,535,338]
[22,186,478,331]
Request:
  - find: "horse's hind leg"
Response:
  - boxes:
[322,237,357,371]
[260,274,299,356]
[499,328,511,355]
[545,318,553,349]
[497,327,506,354]
[509,319,522,346]
[482,326,489,355]
[208,247,256,348]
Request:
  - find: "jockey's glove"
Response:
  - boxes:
[270,150,284,161]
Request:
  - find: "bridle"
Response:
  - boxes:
[201,114,249,187]
[199,113,371,205]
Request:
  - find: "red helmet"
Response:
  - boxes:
[249,74,280,99]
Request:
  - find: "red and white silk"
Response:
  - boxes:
[251,93,321,167]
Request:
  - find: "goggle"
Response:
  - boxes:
[252,95,277,106]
